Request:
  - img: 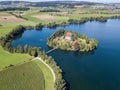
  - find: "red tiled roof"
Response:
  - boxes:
[66,32,72,37]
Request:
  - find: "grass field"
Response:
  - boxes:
[34,60,54,90]
[0,61,45,90]
[23,12,69,24]
[0,46,31,70]
[0,12,35,37]
[0,60,54,90]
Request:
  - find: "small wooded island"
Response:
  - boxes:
[47,30,98,52]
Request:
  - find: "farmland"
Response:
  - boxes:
[0,61,44,90]
[0,7,120,37]
[0,46,31,70]
[0,60,54,90]
[0,1,120,90]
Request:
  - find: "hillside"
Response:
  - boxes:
[0,61,45,90]
[0,60,54,90]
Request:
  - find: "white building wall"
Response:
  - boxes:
[65,36,71,41]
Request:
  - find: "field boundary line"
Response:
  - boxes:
[34,57,56,82]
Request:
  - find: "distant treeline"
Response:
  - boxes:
[40,9,61,12]
[0,1,99,8]
[35,22,69,30]
[68,15,120,24]
[35,15,120,30]
[31,1,98,8]
[0,7,30,11]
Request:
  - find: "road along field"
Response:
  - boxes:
[0,60,54,90]
[34,60,54,90]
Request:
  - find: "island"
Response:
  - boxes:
[47,30,98,52]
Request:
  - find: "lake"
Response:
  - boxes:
[12,19,120,90]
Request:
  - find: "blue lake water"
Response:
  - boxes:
[12,19,120,90]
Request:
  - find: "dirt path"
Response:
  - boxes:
[34,57,56,82]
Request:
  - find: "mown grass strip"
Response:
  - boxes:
[34,60,54,90]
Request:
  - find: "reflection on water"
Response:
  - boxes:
[12,19,120,90]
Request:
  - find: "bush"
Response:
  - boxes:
[35,23,43,30]
[0,24,2,27]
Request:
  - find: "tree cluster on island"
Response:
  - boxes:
[47,30,98,52]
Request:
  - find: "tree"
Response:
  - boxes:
[16,45,23,53]
[24,45,29,53]
[35,23,43,30]
[31,48,38,57]
[28,46,32,55]
[55,79,66,90]
[4,42,11,51]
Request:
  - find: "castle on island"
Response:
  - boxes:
[55,31,72,41]
[47,30,98,51]
[65,32,72,41]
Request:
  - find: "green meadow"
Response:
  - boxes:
[0,61,45,90]
[0,44,54,90]
[34,60,54,90]
[0,46,31,70]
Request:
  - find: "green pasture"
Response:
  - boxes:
[0,61,45,90]
[0,46,31,70]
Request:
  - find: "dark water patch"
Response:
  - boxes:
[12,19,120,90]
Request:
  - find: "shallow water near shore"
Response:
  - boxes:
[12,19,120,90]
